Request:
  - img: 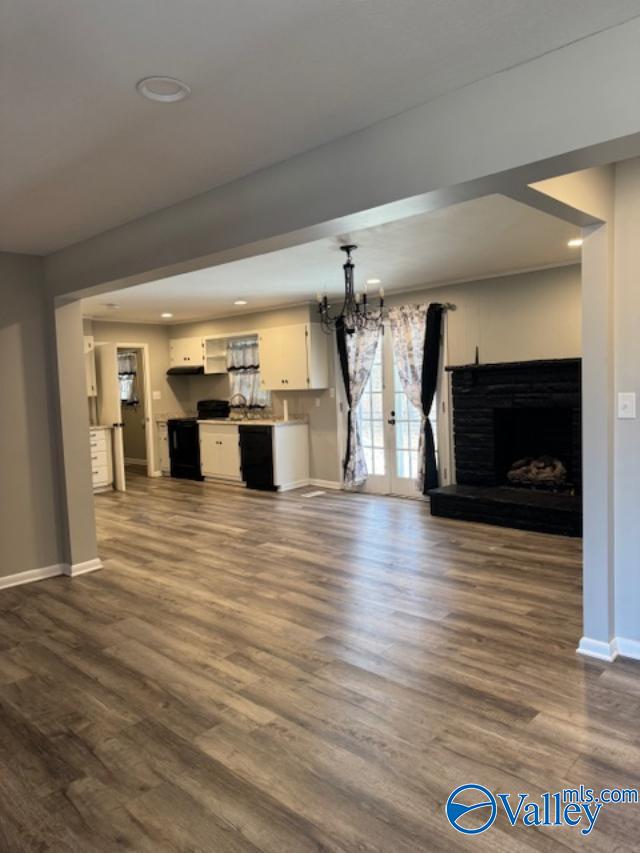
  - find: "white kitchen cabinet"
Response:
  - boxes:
[89,426,113,491]
[259,323,328,391]
[84,336,97,396]
[199,423,242,482]
[158,423,170,474]
[169,337,204,368]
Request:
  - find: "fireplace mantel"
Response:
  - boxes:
[446,357,581,373]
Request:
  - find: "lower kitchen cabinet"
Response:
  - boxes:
[197,420,310,490]
[240,423,309,491]
[199,423,242,482]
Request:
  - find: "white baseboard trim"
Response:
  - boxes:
[0,563,65,590]
[0,558,104,592]
[578,634,640,662]
[577,636,619,662]
[278,479,312,493]
[309,479,343,491]
[64,558,103,577]
[613,636,640,661]
[125,457,147,466]
[151,470,163,478]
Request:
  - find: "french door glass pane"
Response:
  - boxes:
[393,364,437,480]
[357,343,385,476]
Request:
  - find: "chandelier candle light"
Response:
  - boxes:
[317,245,384,334]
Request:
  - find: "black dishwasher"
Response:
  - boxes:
[168,418,203,481]
[239,426,276,490]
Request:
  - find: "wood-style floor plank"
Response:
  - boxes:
[0,471,637,851]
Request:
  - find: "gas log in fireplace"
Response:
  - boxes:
[429,359,581,536]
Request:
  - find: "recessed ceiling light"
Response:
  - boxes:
[136,76,191,103]
[568,238,583,248]
[161,312,173,319]
[366,278,381,285]
[234,300,248,306]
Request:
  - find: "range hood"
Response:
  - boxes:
[166,365,204,376]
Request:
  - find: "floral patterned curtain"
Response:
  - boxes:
[389,304,428,488]
[343,326,381,487]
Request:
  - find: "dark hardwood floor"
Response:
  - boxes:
[0,472,638,851]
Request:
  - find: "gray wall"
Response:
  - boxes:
[613,158,640,645]
[389,264,582,364]
[0,254,64,577]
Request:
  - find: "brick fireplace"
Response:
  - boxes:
[429,358,582,536]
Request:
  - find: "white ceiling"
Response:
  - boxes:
[3,1,640,255]
[82,194,581,324]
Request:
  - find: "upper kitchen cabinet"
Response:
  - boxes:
[203,336,228,374]
[168,337,204,368]
[84,335,97,396]
[259,323,328,390]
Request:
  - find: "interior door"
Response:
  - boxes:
[95,342,126,491]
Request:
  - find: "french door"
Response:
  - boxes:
[356,326,439,497]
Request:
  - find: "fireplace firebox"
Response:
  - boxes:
[493,406,578,491]
[429,359,582,536]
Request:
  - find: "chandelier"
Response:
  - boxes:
[317,245,384,334]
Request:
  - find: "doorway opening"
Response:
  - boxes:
[119,347,149,472]
[90,340,156,491]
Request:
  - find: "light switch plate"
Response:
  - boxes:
[153,390,161,401]
[618,392,636,419]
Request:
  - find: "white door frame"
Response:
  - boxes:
[114,342,157,478]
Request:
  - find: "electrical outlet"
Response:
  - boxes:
[315,397,321,408]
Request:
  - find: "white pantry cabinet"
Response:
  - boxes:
[89,426,113,491]
[199,423,242,482]
[258,323,328,391]
[84,336,97,396]
[169,337,204,368]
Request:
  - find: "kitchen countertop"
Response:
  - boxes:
[155,414,307,427]
[197,417,307,427]
[89,424,114,430]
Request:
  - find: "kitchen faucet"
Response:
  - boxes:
[229,393,248,419]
